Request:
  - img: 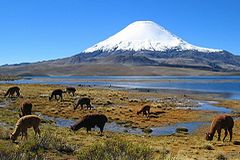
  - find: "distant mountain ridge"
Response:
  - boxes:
[1,20,240,75]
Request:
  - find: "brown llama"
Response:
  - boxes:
[19,101,32,118]
[137,105,150,117]
[10,115,41,142]
[74,97,92,110]
[71,114,108,135]
[4,86,21,98]
[49,89,63,101]
[206,114,234,142]
[66,87,76,96]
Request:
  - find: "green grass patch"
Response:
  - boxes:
[77,137,154,160]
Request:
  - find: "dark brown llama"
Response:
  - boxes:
[49,89,63,101]
[74,97,92,110]
[137,105,151,117]
[71,114,108,135]
[4,86,21,98]
[66,87,76,96]
[19,101,32,118]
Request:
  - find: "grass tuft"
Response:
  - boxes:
[77,137,154,160]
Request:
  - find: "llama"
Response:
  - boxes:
[71,114,108,135]
[74,97,92,110]
[137,105,151,117]
[49,89,63,101]
[10,115,41,142]
[19,101,32,118]
[4,86,21,98]
[206,114,234,141]
[66,87,76,96]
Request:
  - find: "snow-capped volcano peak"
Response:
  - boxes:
[83,21,222,53]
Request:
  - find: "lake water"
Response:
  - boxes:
[2,76,240,100]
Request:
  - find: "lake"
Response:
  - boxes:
[2,75,240,99]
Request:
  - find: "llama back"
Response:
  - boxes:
[14,115,41,133]
[210,114,234,133]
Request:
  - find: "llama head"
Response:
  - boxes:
[205,132,213,141]
[10,133,17,142]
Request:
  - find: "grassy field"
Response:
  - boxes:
[0,84,240,159]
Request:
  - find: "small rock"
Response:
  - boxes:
[233,141,240,145]
[176,127,188,133]
[202,144,214,150]
[123,129,128,133]
[142,128,153,134]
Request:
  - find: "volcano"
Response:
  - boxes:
[1,21,240,76]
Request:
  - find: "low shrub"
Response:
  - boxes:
[0,128,11,140]
[19,130,76,154]
[0,129,76,160]
[77,137,154,160]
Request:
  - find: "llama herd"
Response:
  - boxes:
[3,86,235,143]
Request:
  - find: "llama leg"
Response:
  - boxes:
[25,132,28,140]
[74,103,78,110]
[23,130,28,140]
[34,127,41,137]
[99,125,104,135]
[217,129,221,141]
[87,104,91,110]
[223,129,228,142]
[81,104,83,110]
[86,127,91,133]
[16,91,20,97]
[21,132,24,140]
[229,129,233,141]
[147,110,150,117]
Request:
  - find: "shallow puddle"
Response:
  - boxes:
[178,101,232,113]
[150,121,209,136]
[0,101,7,108]
[194,101,232,113]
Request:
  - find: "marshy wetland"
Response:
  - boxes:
[0,77,240,159]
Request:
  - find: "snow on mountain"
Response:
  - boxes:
[83,21,222,53]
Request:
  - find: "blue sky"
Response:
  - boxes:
[0,0,239,65]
